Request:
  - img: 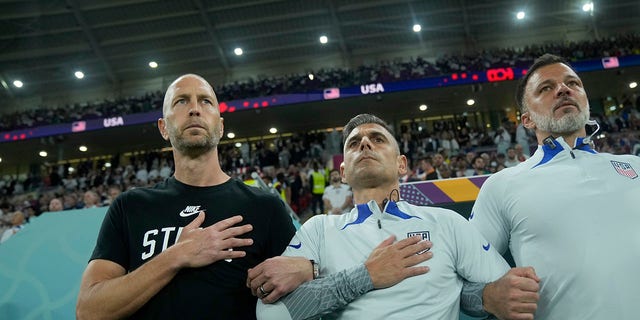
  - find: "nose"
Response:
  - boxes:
[556,82,572,97]
[359,136,373,150]
[188,103,201,116]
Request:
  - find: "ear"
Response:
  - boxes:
[219,117,225,137]
[397,155,408,175]
[521,112,536,130]
[158,118,169,141]
[339,162,346,183]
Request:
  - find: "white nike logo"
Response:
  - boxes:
[179,205,203,217]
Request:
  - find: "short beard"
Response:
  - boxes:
[167,123,221,158]
[529,107,589,135]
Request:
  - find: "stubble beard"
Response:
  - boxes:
[167,122,221,158]
[348,164,393,190]
[529,106,589,136]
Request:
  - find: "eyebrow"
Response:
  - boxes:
[345,129,387,145]
[172,93,215,104]
[535,75,581,90]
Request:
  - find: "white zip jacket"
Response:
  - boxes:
[258,199,509,320]
[471,136,640,320]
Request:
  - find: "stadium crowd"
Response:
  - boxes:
[1,33,639,132]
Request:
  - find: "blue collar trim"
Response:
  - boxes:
[574,137,597,153]
[533,141,564,168]
[341,203,373,230]
[341,201,421,230]
[385,201,422,220]
[533,136,598,168]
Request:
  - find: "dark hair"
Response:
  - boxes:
[515,54,575,113]
[342,114,393,144]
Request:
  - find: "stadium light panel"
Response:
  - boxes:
[13,80,23,88]
[74,71,85,79]
[149,61,158,68]
[79,145,88,152]
[582,2,594,12]
[413,24,421,32]
[629,82,637,89]
[419,104,428,111]
[319,35,328,44]
[269,127,278,134]
[39,151,47,157]
[227,132,235,139]
[516,11,525,20]
[467,99,475,106]
[234,48,243,56]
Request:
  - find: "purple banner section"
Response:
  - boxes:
[469,175,490,188]
[400,175,489,206]
[3,55,639,143]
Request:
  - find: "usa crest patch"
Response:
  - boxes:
[610,160,638,179]
[407,231,430,254]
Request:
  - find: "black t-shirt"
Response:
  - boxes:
[91,177,296,319]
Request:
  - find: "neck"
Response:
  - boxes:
[352,183,399,210]
[536,130,586,148]
[172,149,229,187]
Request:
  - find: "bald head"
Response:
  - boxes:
[162,74,217,116]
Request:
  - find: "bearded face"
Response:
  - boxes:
[165,117,222,157]
[528,102,589,135]
[523,63,591,138]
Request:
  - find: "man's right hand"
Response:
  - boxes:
[364,235,433,289]
[174,212,254,268]
[482,267,540,320]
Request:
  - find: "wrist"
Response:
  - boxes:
[481,282,496,315]
[310,259,320,279]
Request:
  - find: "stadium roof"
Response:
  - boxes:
[2,0,638,98]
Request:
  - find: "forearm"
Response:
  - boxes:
[460,279,490,318]
[323,200,332,214]
[279,264,373,319]
[77,248,183,319]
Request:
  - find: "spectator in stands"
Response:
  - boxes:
[471,54,640,319]
[308,161,325,215]
[437,163,453,179]
[515,123,533,156]
[322,169,353,215]
[414,156,439,181]
[82,190,101,208]
[0,211,25,244]
[63,193,78,210]
[514,143,530,162]
[493,119,512,155]
[48,198,63,212]
[440,131,460,156]
[503,147,520,168]
[102,185,122,206]
[286,165,305,214]
[252,114,538,320]
[432,152,446,179]
[76,74,296,319]
[468,156,491,176]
